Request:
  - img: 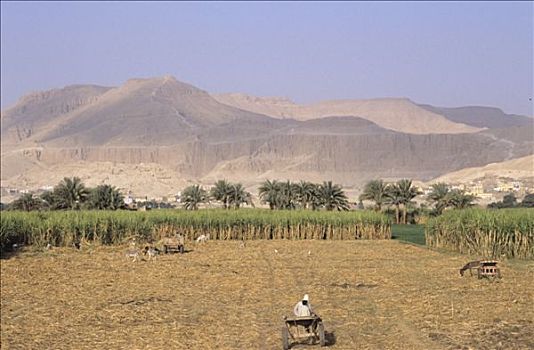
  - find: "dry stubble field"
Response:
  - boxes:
[1,240,533,350]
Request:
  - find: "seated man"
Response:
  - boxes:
[293,294,314,317]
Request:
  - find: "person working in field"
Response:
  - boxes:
[294,294,314,317]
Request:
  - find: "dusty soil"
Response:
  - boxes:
[1,240,533,349]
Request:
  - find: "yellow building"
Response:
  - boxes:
[466,183,484,196]
[494,181,519,193]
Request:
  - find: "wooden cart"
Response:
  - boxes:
[161,235,185,254]
[282,315,326,350]
[477,260,501,279]
[460,260,502,280]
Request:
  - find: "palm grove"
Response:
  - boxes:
[358,179,483,223]
[6,178,350,212]
[182,179,350,212]
[6,177,532,218]
[9,177,124,211]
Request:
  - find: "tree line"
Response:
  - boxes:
[4,177,532,217]
[181,179,349,211]
[358,180,480,223]
[181,181,254,210]
[8,177,123,211]
[4,178,350,212]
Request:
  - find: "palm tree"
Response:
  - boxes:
[88,185,124,210]
[10,193,42,211]
[53,177,89,210]
[320,181,349,211]
[258,180,280,210]
[210,180,232,209]
[227,183,254,209]
[427,183,450,215]
[294,181,309,209]
[385,184,402,224]
[181,185,208,210]
[359,180,388,211]
[40,190,59,209]
[294,181,321,209]
[446,189,477,209]
[308,183,323,210]
[396,179,421,224]
[278,181,298,210]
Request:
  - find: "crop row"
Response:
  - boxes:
[425,208,534,259]
[0,209,391,250]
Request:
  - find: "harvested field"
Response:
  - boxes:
[1,240,533,350]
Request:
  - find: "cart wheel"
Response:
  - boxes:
[318,322,326,346]
[282,326,290,350]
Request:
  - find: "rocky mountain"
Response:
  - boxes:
[212,93,483,134]
[418,104,533,129]
[1,76,532,199]
[1,84,112,144]
[1,76,277,147]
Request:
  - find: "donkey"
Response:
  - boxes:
[460,261,481,276]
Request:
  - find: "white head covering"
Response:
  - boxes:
[303,294,309,301]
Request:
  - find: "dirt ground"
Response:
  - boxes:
[1,240,533,350]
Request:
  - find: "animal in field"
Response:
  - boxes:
[460,260,481,276]
[125,241,140,262]
[196,234,210,244]
[143,246,160,260]
[125,249,140,262]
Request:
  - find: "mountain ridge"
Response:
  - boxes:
[418,104,533,128]
[1,76,532,199]
[213,93,484,134]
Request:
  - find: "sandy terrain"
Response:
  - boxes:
[0,160,189,201]
[430,154,534,184]
[2,240,533,349]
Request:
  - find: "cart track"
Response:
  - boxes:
[257,245,282,349]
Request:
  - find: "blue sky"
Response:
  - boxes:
[1,1,532,115]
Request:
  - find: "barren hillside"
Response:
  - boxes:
[213,93,482,134]
[418,104,533,129]
[1,77,276,148]
[430,154,534,184]
[1,76,532,199]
